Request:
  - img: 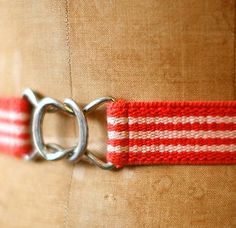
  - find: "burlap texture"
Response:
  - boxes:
[0,1,235,227]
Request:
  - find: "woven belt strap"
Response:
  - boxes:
[106,100,236,168]
[1,96,236,168]
[0,98,32,157]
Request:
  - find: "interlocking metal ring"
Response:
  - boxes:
[23,88,115,170]
[32,97,84,161]
[23,89,66,161]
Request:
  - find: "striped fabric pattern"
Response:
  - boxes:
[106,100,236,168]
[0,98,32,157]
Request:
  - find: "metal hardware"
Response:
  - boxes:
[85,151,114,170]
[62,98,88,162]
[23,89,63,160]
[24,143,65,161]
[23,88,115,169]
[32,97,74,161]
[81,96,115,170]
[23,148,39,161]
[23,88,39,107]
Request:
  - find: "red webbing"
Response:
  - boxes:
[106,100,236,168]
[0,98,32,157]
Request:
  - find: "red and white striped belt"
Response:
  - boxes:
[1,88,236,169]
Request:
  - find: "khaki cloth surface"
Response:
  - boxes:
[0,1,235,227]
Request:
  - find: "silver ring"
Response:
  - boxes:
[64,98,88,162]
[32,97,72,161]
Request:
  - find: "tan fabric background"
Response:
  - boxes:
[0,0,235,227]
